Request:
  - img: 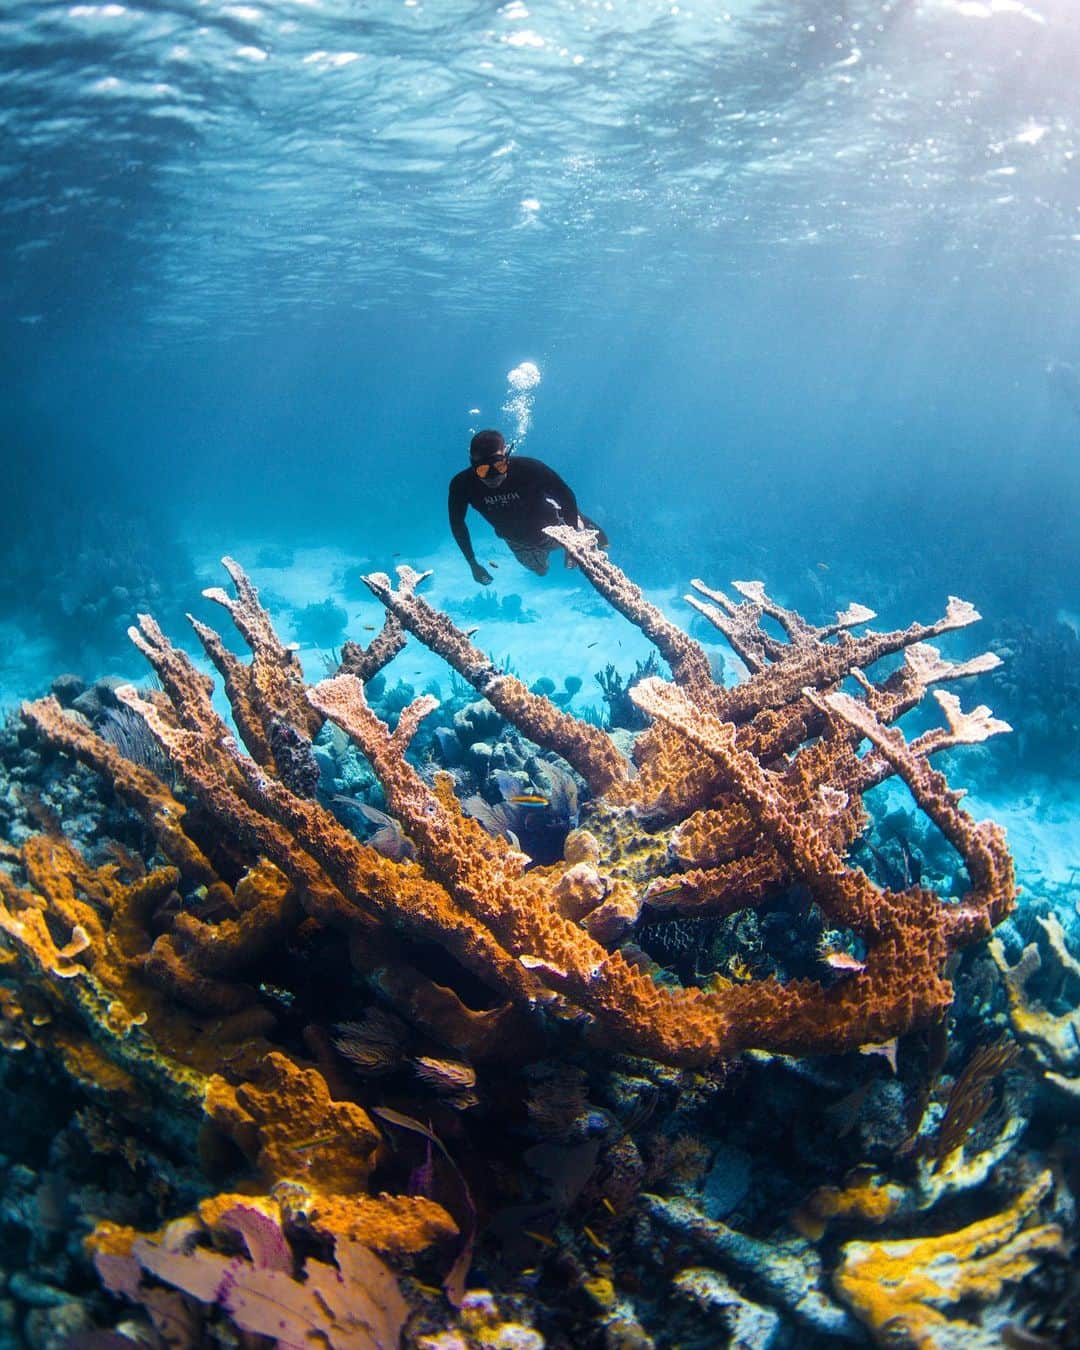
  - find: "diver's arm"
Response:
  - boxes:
[536,463,581,526]
[449,479,478,563]
[449,478,493,583]
[532,460,607,547]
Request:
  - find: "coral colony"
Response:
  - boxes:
[1,526,1075,1348]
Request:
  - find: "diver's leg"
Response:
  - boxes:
[506,540,552,575]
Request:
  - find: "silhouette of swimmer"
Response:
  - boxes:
[448,429,608,582]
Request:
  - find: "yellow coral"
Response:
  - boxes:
[991,927,1080,1098]
[197,1187,456,1259]
[792,1168,905,1242]
[833,1172,1064,1347]
[276,1185,457,1257]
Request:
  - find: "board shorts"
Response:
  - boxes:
[504,515,610,576]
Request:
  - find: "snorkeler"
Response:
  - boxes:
[448,429,608,582]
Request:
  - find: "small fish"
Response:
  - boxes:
[728,957,758,982]
[859,1037,899,1074]
[586,641,598,648]
[464,625,480,638]
[488,560,500,569]
[523,1229,558,1249]
[600,1196,617,1216]
[292,1132,341,1153]
[648,880,685,899]
[414,1056,477,1091]
[363,624,376,631]
[582,1225,609,1253]
[258,982,296,1008]
[817,561,829,571]
[819,949,866,973]
[509,794,549,807]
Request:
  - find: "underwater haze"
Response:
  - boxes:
[3,1,1080,1347]
[4,0,1080,574]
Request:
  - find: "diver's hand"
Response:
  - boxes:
[470,561,494,585]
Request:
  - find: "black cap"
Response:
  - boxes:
[469,429,507,464]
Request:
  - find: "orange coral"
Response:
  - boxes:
[16,552,1017,1073]
[196,554,322,755]
[1,545,1033,1344]
[361,563,630,794]
[20,695,217,884]
[546,522,717,699]
[204,1051,380,1193]
[271,1185,457,1257]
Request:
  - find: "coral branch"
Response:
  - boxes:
[544,522,716,696]
[20,696,217,885]
[712,593,987,727]
[816,687,1014,933]
[361,564,630,793]
[10,556,1019,1074]
[336,611,407,682]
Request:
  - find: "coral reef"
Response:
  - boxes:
[1,534,1071,1347]
[1,505,193,678]
[991,907,1080,1101]
[833,1172,1065,1348]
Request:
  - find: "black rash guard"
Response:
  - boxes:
[448,456,581,566]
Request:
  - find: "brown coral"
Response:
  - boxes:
[13,550,1017,1079]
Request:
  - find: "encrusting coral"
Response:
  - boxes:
[991,911,1080,1100]
[0,532,1049,1344]
[833,1171,1065,1348]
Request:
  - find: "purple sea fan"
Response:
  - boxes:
[97,1204,409,1349]
[215,1243,409,1350]
[215,1203,292,1273]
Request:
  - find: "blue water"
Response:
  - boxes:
[3,0,1078,834]
[4,0,1078,795]
[3,0,1079,572]
[2,2,1080,1341]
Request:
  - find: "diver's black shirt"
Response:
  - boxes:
[448,456,581,564]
